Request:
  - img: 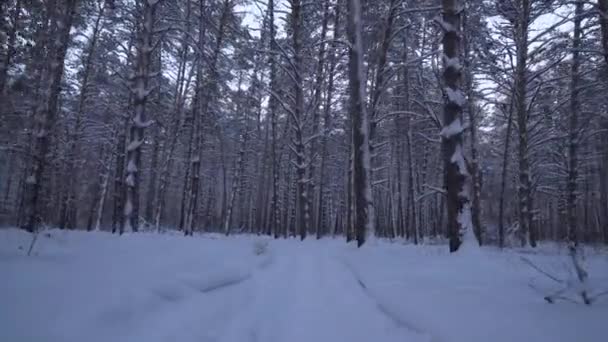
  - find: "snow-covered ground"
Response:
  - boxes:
[1,229,607,342]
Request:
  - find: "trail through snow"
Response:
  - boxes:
[218,243,430,342]
[1,229,607,342]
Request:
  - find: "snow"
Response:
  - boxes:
[127,139,144,152]
[1,229,607,342]
[443,55,462,71]
[440,117,464,138]
[445,87,467,107]
[127,159,137,173]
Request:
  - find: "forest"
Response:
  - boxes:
[0,0,607,252]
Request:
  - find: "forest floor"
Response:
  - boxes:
[1,228,607,342]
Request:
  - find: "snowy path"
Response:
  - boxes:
[219,243,430,342]
[2,230,607,342]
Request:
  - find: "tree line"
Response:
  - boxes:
[0,0,607,250]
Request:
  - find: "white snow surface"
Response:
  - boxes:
[1,228,607,342]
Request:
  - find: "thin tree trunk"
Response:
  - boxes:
[598,0,608,244]
[498,102,514,248]
[463,7,483,244]
[514,0,535,247]
[113,114,128,234]
[60,2,105,229]
[224,74,248,235]
[566,0,583,245]
[186,0,230,235]
[93,163,110,231]
[317,1,341,238]
[308,0,330,238]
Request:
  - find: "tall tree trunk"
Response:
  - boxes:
[155,15,193,231]
[498,102,514,248]
[113,115,128,234]
[317,1,341,239]
[290,0,310,240]
[145,49,163,226]
[598,0,608,244]
[462,7,483,244]
[22,0,78,232]
[566,0,583,245]
[368,0,399,183]
[440,0,475,252]
[60,2,105,229]
[124,0,158,233]
[346,0,375,247]
[514,0,535,247]
[186,0,230,235]
[224,74,248,235]
[267,0,281,237]
[308,0,329,238]
[402,29,417,244]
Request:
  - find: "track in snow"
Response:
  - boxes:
[216,243,432,342]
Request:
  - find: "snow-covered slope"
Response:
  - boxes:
[1,229,607,342]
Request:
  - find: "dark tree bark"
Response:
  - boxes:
[498,102,514,248]
[514,0,536,247]
[317,1,341,238]
[566,0,583,245]
[463,6,483,244]
[308,0,330,239]
[267,0,281,237]
[59,2,106,229]
[124,0,159,233]
[440,0,475,252]
[289,0,310,240]
[22,0,78,232]
[346,0,375,247]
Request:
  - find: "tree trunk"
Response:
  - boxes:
[566,0,583,245]
[498,102,514,248]
[308,0,329,238]
[224,74,248,235]
[346,0,375,247]
[440,0,475,252]
[267,0,281,238]
[317,1,341,239]
[186,0,230,235]
[113,115,128,234]
[514,0,535,247]
[290,0,310,240]
[22,0,78,232]
[462,7,483,244]
[124,0,158,233]
[598,0,608,244]
[93,161,110,231]
[60,3,105,229]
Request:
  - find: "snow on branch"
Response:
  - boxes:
[134,117,154,129]
[444,87,467,107]
[127,138,144,152]
[440,117,464,139]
